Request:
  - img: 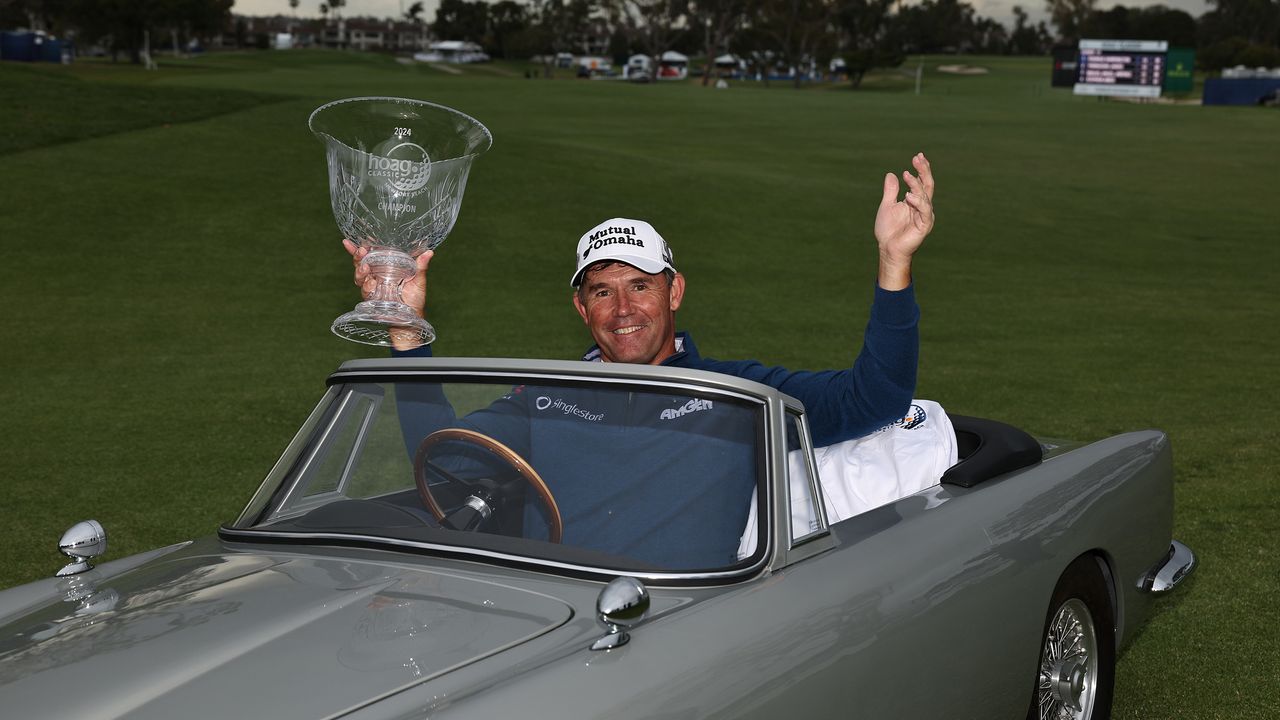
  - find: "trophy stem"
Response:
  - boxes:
[331,248,435,347]
[364,249,415,304]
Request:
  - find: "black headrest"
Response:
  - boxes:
[941,415,1043,488]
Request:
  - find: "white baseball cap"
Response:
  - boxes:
[571,217,676,287]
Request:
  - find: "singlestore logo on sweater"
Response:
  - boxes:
[535,396,605,423]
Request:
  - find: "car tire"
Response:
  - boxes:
[1027,555,1116,720]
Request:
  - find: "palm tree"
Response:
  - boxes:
[406,0,427,50]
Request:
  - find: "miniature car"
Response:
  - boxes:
[0,357,1193,719]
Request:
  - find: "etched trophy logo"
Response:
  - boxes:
[372,142,431,195]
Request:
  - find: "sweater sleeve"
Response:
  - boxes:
[390,343,534,461]
[390,343,454,459]
[696,284,918,446]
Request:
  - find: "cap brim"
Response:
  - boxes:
[571,254,670,287]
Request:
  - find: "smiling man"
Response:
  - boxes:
[571,219,684,366]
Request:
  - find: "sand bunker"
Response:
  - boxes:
[937,65,990,75]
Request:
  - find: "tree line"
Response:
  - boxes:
[3,0,1276,75]
[429,0,1043,85]
[432,0,1277,79]
[2,0,232,62]
[1046,0,1279,68]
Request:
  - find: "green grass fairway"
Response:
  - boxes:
[2,50,1276,718]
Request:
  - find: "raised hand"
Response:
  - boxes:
[873,153,935,291]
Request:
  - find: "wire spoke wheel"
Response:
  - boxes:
[1028,556,1115,720]
[1036,598,1098,719]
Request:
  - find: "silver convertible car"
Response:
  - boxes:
[0,358,1193,720]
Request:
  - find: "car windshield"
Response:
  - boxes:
[229,374,768,576]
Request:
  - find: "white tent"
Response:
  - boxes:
[658,50,688,80]
[414,41,489,64]
[624,54,652,80]
[714,54,746,77]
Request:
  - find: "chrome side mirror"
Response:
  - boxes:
[55,520,107,577]
[590,576,649,651]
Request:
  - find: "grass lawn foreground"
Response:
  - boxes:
[1,50,1277,718]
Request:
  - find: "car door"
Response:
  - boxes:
[716,407,1048,719]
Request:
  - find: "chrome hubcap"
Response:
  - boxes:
[1037,598,1098,720]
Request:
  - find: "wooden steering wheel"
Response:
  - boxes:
[413,428,563,544]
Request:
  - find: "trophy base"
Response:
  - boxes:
[332,302,436,347]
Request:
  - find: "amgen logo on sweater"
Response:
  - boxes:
[660,398,714,420]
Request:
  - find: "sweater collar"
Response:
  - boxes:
[580,331,699,364]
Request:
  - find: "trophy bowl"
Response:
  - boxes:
[309,97,492,346]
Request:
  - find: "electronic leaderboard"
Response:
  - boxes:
[1074,39,1169,98]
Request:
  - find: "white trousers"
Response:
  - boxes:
[738,400,957,558]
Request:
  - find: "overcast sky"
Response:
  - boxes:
[233,0,1214,36]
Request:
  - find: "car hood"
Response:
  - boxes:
[0,546,573,719]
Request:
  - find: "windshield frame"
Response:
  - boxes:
[222,357,798,585]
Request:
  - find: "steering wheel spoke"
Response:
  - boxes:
[422,459,475,487]
[414,428,563,543]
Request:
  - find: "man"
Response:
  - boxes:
[349,153,935,445]
[344,154,936,566]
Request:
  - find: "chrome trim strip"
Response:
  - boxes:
[1139,539,1196,594]
[788,410,830,545]
[268,490,346,522]
[332,370,768,407]
[337,390,382,496]
[219,527,768,584]
[234,389,339,526]
[273,390,364,515]
[327,357,782,406]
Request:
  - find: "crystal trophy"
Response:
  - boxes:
[309,97,492,346]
